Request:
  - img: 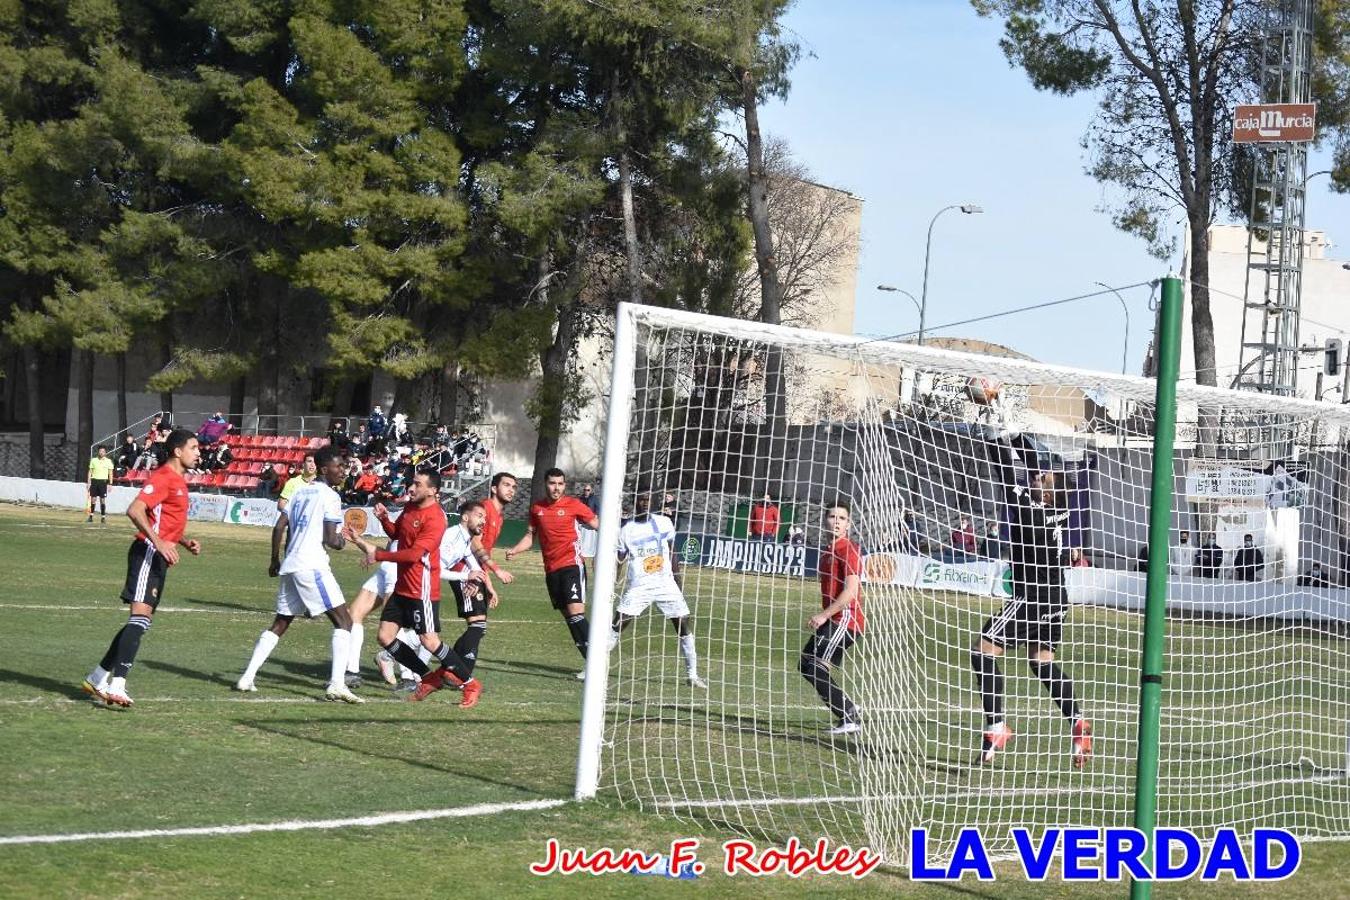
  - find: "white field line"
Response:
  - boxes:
[0,798,568,846]
[0,603,547,625]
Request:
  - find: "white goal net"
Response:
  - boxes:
[577,302,1350,864]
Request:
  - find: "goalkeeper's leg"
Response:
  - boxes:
[1029,647,1092,768]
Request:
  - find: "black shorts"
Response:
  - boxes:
[89,479,109,499]
[121,541,168,609]
[381,593,441,635]
[802,620,858,666]
[545,565,586,610]
[981,587,1068,652]
[450,578,490,619]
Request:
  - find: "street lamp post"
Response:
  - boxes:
[1094,282,1132,375]
[919,204,983,345]
[876,284,922,322]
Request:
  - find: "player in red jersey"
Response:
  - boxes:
[505,468,599,669]
[445,471,518,681]
[799,502,864,736]
[83,429,202,709]
[345,469,482,708]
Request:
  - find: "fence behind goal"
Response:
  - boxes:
[575,298,1350,865]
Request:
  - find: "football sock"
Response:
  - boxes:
[346,622,363,674]
[241,630,280,682]
[87,665,110,688]
[452,621,487,674]
[798,651,855,721]
[679,633,698,678]
[565,613,589,658]
[328,629,351,689]
[112,615,152,678]
[98,629,123,673]
[1031,659,1080,721]
[382,639,428,677]
[431,642,471,684]
[972,649,1005,726]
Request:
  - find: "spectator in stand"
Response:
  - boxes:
[145,415,164,444]
[1299,563,1333,587]
[197,412,231,446]
[327,418,350,452]
[1234,534,1263,582]
[788,525,805,546]
[114,433,139,476]
[349,423,368,458]
[1170,531,1196,576]
[131,435,159,472]
[580,483,601,517]
[367,405,387,440]
[980,521,1004,560]
[388,413,411,450]
[902,508,928,555]
[951,515,978,557]
[205,441,232,472]
[1069,548,1091,568]
[433,424,451,448]
[349,466,382,504]
[1135,543,1149,572]
[1196,534,1224,579]
[749,492,780,541]
[256,464,279,497]
[451,430,469,459]
[661,492,678,521]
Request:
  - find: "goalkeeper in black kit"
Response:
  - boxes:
[970,431,1092,768]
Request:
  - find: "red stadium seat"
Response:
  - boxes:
[209,471,230,487]
[272,463,288,476]
[225,461,249,474]
[248,462,266,476]
[277,436,301,449]
[240,477,261,492]
[306,436,325,449]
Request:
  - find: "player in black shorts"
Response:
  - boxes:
[545,566,585,611]
[971,432,1092,768]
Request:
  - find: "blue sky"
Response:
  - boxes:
[757,1,1350,372]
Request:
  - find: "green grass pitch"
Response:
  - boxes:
[0,503,1345,898]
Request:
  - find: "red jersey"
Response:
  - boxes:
[819,536,864,634]
[749,503,780,538]
[136,465,189,547]
[375,502,447,601]
[481,500,504,553]
[531,496,596,574]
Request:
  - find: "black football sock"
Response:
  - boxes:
[971,648,1005,726]
[382,639,428,677]
[565,613,589,658]
[452,622,487,675]
[99,627,126,672]
[797,652,855,721]
[431,642,471,684]
[1031,659,1080,721]
[112,615,152,678]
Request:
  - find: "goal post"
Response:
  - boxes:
[576,289,1350,864]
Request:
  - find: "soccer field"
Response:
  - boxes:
[0,502,1346,899]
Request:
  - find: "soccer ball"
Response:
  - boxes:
[966,376,1003,405]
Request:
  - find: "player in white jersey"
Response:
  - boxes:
[441,501,512,684]
[236,447,364,702]
[609,495,704,688]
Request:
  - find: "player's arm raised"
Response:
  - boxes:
[373,502,397,539]
[126,497,179,567]
[375,524,439,565]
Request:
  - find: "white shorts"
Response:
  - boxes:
[277,569,345,618]
[360,561,398,598]
[616,585,689,619]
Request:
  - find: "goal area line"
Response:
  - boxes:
[0,798,568,846]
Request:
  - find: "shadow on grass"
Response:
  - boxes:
[236,716,573,796]
[0,667,88,699]
[474,659,583,681]
[181,596,272,614]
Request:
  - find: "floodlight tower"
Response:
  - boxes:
[1235,0,1316,400]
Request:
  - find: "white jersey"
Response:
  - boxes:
[278,480,343,575]
[618,514,678,591]
[439,524,481,582]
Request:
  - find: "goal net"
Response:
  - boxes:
[578,302,1350,865]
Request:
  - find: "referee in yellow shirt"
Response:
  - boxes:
[87,446,114,523]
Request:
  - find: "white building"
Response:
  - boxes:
[1176,224,1350,398]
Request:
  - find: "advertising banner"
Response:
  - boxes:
[678,533,819,578]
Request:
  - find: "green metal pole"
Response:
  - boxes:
[1129,276,1183,900]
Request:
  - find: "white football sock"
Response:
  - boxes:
[88,665,109,688]
[347,622,363,674]
[242,630,280,682]
[680,633,698,678]
[109,676,127,695]
[329,629,351,689]
[608,629,620,651]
